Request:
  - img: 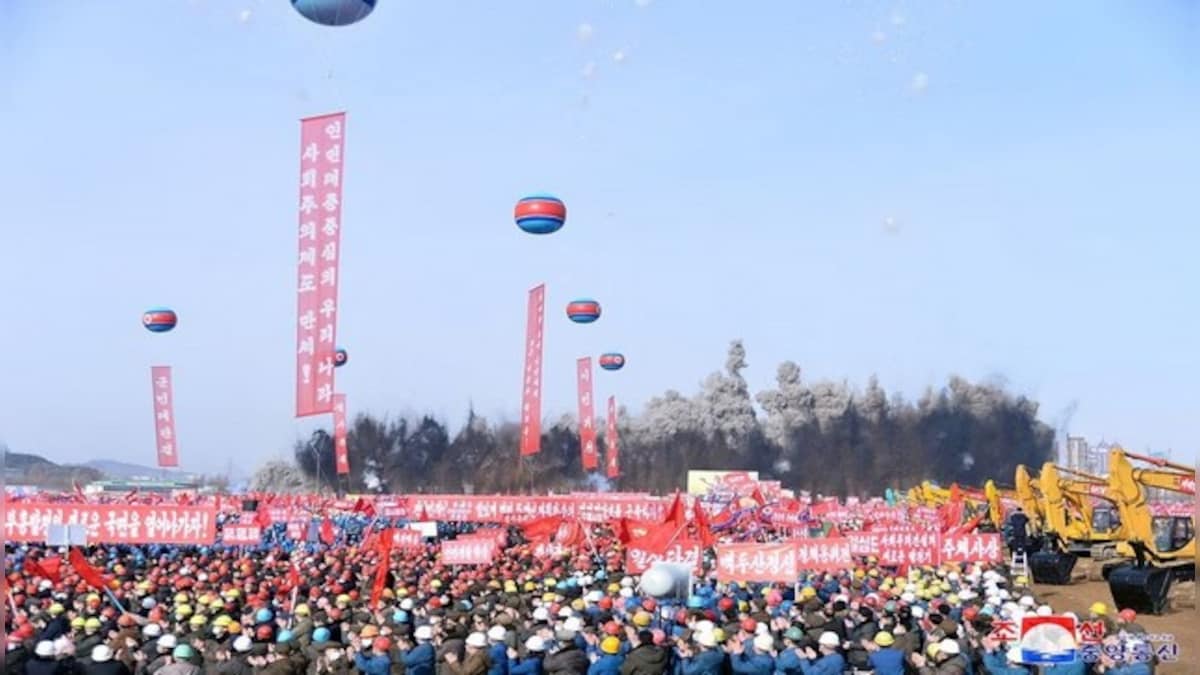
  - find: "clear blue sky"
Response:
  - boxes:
[3,1,1197,474]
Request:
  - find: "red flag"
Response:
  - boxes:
[72,480,87,502]
[418,505,430,522]
[353,497,376,519]
[629,520,684,556]
[555,520,585,547]
[611,518,633,545]
[522,515,564,542]
[68,548,110,591]
[23,557,62,584]
[319,518,336,545]
[370,527,394,609]
[692,500,715,548]
[663,492,686,528]
[751,487,767,507]
[255,503,272,530]
[123,489,139,502]
[827,524,842,538]
[285,561,301,592]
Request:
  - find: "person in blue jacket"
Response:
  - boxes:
[979,645,1030,675]
[401,625,438,675]
[589,638,625,675]
[863,632,904,675]
[355,637,395,675]
[729,633,775,675]
[488,627,511,675]
[797,633,844,675]
[678,631,724,675]
[773,628,805,675]
[511,637,547,675]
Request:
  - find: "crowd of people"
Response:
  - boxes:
[4,510,1169,675]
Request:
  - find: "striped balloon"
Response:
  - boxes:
[334,347,348,367]
[291,0,376,26]
[598,353,625,371]
[514,194,566,235]
[566,299,601,323]
[142,308,177,333]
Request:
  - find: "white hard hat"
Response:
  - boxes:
[1019,596,1036,608]
[525,637,546,652]
[143,624,162,638]
[694,631,716,648]
[1036,605,1053,617]
[557,607,573,619]
[620,577,634,588]
[619,588,633,598]
[753,634,774,653]
[937,639,960,656]
[532,608,550,622]
[35,642,55,658]
[234,636,253,653]
[586,590,604,603]
[487,626,507,643]
[693,621,715,634]
[818,632,840,648]
[414,626,434,642]
[158,635,177,650]
[400,599,414,611]
[911,606,925,619]
[91,646,114,663]
[466,633,488,649]
[563,617,583,633]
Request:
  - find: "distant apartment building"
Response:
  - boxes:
[1063,436,1186,502]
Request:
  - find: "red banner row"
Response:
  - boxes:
[5,503,217,545]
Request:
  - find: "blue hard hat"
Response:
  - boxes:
[393,610,410,624]
[313,628,331,643]
[686,596,703,609]
[255,609,274,624]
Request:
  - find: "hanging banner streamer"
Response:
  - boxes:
[520,284,546,456]
[577,357,598,469]
[151,366,179,468]
[296,112,346,417]
[333,393,350,475]
[605,395,620,478]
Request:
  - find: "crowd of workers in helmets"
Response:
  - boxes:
[5,516,1166,675]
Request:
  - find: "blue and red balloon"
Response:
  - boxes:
[566,299,601,324]
[515,194,566,235]
[334,347,348,367]
[291,0,376,27]
[599,353,625,371]
[142,308,177,333]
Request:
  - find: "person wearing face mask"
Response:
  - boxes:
[543,630,588,675]
[401,627,437,675]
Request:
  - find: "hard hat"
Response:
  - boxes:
[487,626,506,642]
[373,637,391,652]
[295,604,311,616]
[601,637,621,655]
[189,615,207,626]
[937,639,960,656]
[91,645,114,663]
[361,626,379,638]
[174,593,190,604]
[233,636,252,653]
[712,628,726,644]
[158,635,178,651]
[255,608,274,623]
[277,630,294,643]
[213,615,232,628]
[175,605,193,617]
[414,626,434,641]
[784,627,804,642]
[70,617,86,629]
[144,624,163,638]
[466,633,487,649]
[227,622,241,634]
[35,642,55,658]
[818,632,840,648]
[48,604,64,616]
[335,594,351,606]
[525,636,546,652]
[753,634,774,653]
[633,611,651,627]
[1119,608,1136,623]
[874,632,895,647]
[1089,602,1108,616]
[694,631,716,648]
[313,628,331,643]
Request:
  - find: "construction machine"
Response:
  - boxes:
[1028,463,1123,584]
[1102,447,1195,614]
[1013,464,1045,532]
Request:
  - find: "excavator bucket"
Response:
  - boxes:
[1108,564,1173,615]
[1030,551,1077,585]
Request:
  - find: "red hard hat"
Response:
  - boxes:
[641,598,657,612]
[1119,609,1136,623]
[962,607,979,622]
[256,625,273,640]
[740,618,757,633]
[373,638,391,652]
[598,598,613,610]
[604,621,621,636]
[718,597,735,612]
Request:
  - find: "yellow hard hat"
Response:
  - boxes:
[948,594,960,606]
[607,583,620,594]
[874,632,895,647]
[209,599,225,610]
[571,599,586,611]
[336,594,351,606]
[136,581,152,592]
[1090,602,1108,616]
[712,628,726,644]
[503,582,517,594]
[430,580,443,590]
[633,611,652,627]
[525,582,537,592]
[542,593,557,603]
[71,617,86,629]
[189,615,207,626]
[854,569,865,579]
[174,593,190,604]
[227,621,242,634]
[601,637,621,655]
[868,569,879,578]
[939,581,951,592]
[176,605,193,617]
[800,587,816,599]
[86,594,101,605]
[84,618,102,630]
[196,595,211,607]
[926,642,940,658]
[224,589,241,599]
[295,604,311,617]
[398,588,409,598]
[213,616,233,628]
[49,604,65,616]
[544,578,557,588]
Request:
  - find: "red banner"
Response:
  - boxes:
[5,503,216,545]
[716,543,799,582]
[794,537,853,571]
[296,112,346,417]
[390,529,424,549]
[605,396,620,478]
[286,520,306,541]
[520,284,546,456]
[440,536,498,565]
[401,494,667,524]
[876,530,940,566]
[333,393,350,475]
[577,357,598,470]
[940,533,1003,564]
[626,540,702,574]
[222,524,262,546]
[150,366,179,468]
[532,541,568,559]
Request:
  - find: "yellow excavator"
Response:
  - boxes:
[1102,447,1195,614]
[1028,463,1124,583]
[1013,464,1045,532]
[906,480,1005,530]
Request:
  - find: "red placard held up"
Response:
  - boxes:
[716,543,799,583]
[333,394,350,475]
[150,366,179,468]
[577,357,598,469]
[520,285,546,455]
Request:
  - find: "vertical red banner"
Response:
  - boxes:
[296,112,346,417]
[150,366,179,468]
[577,357,598,470]
[520,284,546,456]
[605,395,620,478]
[333,393,350,475]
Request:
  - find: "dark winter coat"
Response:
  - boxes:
[543,645,589,675]
[619,646,668,675]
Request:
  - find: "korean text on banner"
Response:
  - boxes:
[626,540,702,575]
[150,366,179,468]
[5,503,217,545]
[519,284,545,456]
[440,536,498,565]
[333,393,350,475]
[941,533,1003,564]
[577,357,598,469]
[605,396,620,478]
[222,525,262,546]
[296,112,346,417]
[794,537,853,571]
[716,543,799,583]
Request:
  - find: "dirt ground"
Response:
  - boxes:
[1030,559,1198,674]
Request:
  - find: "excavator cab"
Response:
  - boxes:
[1092,507,1120,535]
[1152,516,1193,553]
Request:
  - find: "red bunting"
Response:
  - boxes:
[319,518,336,545]
[370,527,394,609]
[23,557,62,584]
[663,492,686,528]
[522,515,565,542]
[751,487,767,508]
[629,520,685,556]
[693,500,715,548]
[353,497,376,519]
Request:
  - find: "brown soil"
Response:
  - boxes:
[1030,559,1198,674]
